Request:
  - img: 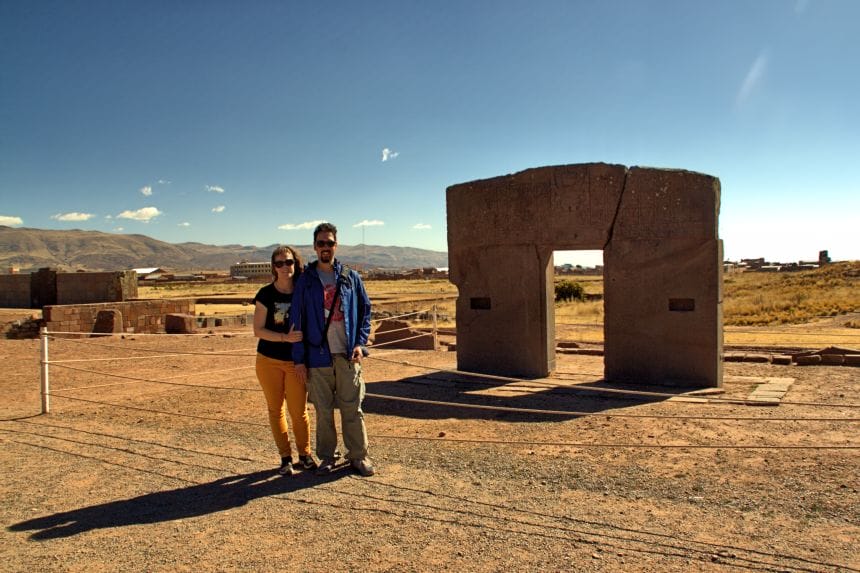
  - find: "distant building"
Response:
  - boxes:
[740,258,765,270]
[132,267,166,281]
[230,261,271,278]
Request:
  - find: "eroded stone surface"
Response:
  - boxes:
[447,163,722,386]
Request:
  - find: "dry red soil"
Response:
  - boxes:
[1,329,858,572]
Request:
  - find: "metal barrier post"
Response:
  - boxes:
[40,326,50,414]
[432,303,439,349]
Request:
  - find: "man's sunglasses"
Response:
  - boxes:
[272,259,295,268]
[315,240,336,248]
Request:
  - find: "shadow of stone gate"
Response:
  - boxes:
[363,372,696,423]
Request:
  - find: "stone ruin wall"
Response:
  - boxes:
[0,274,31,308]
[43,299,195,336]
[56,271,138,305]
[0,270,138,309]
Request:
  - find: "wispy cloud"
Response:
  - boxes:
[178,222,191,227]
[736,51,769,106]
[114,227,124,232]
[413,223,432,230]
[206,185,225,193]
[51,212,95,222]
[157,179,171,185]
[353,219,384,228]
[140,185,153,196]
[278,220,324,231]
[381,148,399,162]
[117,207,162,222]
[0,215,23,226]
[211,205,226,213]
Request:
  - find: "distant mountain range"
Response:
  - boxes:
[0,226,449,272]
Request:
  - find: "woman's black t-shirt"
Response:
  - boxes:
[253,283,294,361]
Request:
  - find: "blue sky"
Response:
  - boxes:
[1,1,857,266]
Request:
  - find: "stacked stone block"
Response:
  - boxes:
[44,299,194,336]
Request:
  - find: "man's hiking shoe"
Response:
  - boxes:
[351,458,375,477]
[278,456,294,476]
[298,454,318,470]
[315,458,336,476]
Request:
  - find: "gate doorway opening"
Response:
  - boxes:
[552,250,604,363]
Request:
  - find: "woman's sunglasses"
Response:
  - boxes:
[273,259,295,268]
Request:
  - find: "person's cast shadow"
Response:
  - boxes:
[9,464,351,540]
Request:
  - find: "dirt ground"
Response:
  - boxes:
[1,327,858,572]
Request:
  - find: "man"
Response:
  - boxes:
[291,222,374,476]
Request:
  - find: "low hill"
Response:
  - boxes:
[0,226,448,272]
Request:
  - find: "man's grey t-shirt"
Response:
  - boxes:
[318,268,348,355]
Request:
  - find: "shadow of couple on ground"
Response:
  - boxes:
[8,463,352,540]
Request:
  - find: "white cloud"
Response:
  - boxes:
[117,206,162,222]
[51,212,95,222]
[157,179,171,185]
[353,219,384,228]
[114,227,124,232]
[0,215,23,226]
[736,51,768,106]
[211,205,226,213]
[206,185,225,193]
[381,148,399,162]
[278,220,324,231]
[413,223,432,230]
[140,185,152,196]
[178,221,191,227]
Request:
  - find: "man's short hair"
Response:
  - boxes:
[313,222,338,242]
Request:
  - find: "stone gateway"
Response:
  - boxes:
[446,163,722,387]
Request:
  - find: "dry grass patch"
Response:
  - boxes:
[723,261,860,326]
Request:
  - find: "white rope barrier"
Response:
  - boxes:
[362,390,860,422]
[366,354,860,409]
[53,363,257,392]
[45,329,254,337]
[370,324,424,336]
[370,309,427,323]
[35,307,860,426]
[48,361,258,392]
[47,351,254,364]
[48,336,256,359]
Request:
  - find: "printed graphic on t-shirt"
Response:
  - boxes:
[273,301,290,325]
[323,284,344,322]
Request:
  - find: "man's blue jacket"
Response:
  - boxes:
[290,259,372,368]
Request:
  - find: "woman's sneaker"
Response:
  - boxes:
[278,456,294,476]
[298,454,318,470]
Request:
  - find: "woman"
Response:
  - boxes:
[253,245,317,475]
